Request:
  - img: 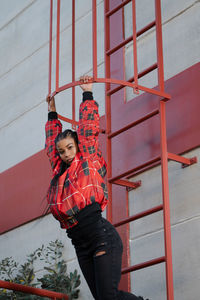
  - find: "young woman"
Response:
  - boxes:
[45,75,148,300]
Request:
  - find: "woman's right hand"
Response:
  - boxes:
[46,95,56,112]
[79,75,93,92]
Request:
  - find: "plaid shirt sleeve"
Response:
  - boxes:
[45,112,62,171]
[77,97,107,179]
[77,98,101,160]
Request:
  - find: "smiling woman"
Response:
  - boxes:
[45,75,147,300]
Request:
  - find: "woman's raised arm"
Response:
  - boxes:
[77,76,106,178]
[45,95,62,172]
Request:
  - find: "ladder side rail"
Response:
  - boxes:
[131,0,139,93]
[72,0,76,129]
[155,0,164,92]
[56,0,61,91]
[155,0,174,298]
[160,101,174,300]
[105,2,133,292]
[48,0,53,96]
[92,0,98,79]
[104,0,112,223]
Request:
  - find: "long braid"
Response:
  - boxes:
[43,129,79,216]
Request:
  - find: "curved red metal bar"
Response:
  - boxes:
[50,78,170,125]
[51,78,171,99]
[48,0,170,125]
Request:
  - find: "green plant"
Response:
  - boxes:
[0,252,38,299]
[0,240,81,300]
[37,240,80,299]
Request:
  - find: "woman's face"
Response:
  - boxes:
[56,137,78,165]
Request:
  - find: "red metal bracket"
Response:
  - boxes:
[182,156,198,168]
[168,152,197,168]
[112,179,141,191]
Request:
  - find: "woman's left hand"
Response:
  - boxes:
[46,95,56,112]
[79,75,93,92]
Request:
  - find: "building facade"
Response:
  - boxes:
[0,1,200,299]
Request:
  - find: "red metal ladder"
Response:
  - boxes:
[104,1,197,300]
[47,1,197,299]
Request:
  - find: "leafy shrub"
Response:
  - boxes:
[0,240,80,299]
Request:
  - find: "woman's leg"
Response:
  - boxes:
[93,219,140,300]
[75,244,98,299]
[69,218,142,300]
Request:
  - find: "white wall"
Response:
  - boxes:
[123,2,200,298]
[0,1,199,299]
[124,0,200,101]
[0,0,105,173]
[128,148,200,300]
[0,1,104,299]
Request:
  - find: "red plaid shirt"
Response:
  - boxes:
[45,98,108,229]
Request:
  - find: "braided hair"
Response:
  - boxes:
[55,129,79,147]
[45,129,79,214]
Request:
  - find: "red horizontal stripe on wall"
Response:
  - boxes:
[0,150,52,234]
[111,62,200,177]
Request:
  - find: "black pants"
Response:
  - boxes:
[67,217,140,300]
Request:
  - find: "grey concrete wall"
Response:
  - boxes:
[124,0,200,101]
[123,2,200,299]
[128,148,200,300]
[0,1,199,299]
[0,1,103,299]
[0,0,105,173]
[0,213,94,299]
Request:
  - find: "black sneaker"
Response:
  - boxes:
[138,297,149,300]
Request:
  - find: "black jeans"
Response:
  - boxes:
[67,217,140,300]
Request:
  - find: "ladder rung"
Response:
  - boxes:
[112,179,141,189]
[108,109,159,139]
[106,35,133,57]
[168,152,197,167]
[106,21,156,56]
[107,63,157,96]
[58,115,106,133]
[137,20,156,37]
[121,256,166,274]
[114,204,163,227]
[58,114,78,127]
[106,0,131,18]
[109,156,161,182]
